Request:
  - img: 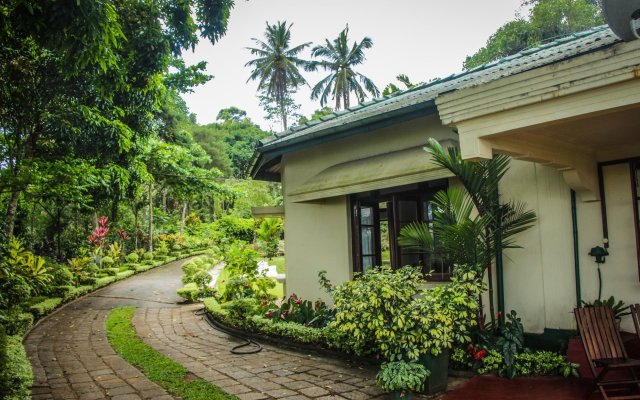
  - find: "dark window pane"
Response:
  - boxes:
[398,201,418,221]
[360,206,373,225]
[361,226,373,255]
[362,256,374,271]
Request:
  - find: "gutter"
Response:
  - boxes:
[571,189,581,306]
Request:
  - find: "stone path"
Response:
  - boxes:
[24,258,400,399]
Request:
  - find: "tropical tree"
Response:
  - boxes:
[307,25,380,110]
[245,21,311,131]
[398,139,537,325]
[464,0,603,69]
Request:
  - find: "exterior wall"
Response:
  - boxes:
[281,115,455,302]
[279,115,640,333]
[501,161,640,333]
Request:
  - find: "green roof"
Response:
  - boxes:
[251,25,620,179]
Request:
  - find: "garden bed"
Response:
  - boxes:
[202,297,378,365]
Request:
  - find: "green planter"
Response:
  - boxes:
[390,390,413,400]
[419,349,449,394]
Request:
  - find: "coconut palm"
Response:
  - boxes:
[245,21,311,131]
[307,25,380,110]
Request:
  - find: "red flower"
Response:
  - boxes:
[466,344,474,354]
[473,349,488,361]
[265,310,274,319]
[293,298,302,305]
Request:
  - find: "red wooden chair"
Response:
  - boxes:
[574,306,640,399]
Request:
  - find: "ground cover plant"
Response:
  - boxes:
[106,307,237,400]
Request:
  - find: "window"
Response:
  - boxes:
[351,180,452,281]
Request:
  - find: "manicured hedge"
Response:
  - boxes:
[29,298,63,319]
[0,332,33,400]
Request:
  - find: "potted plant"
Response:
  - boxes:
[376,361,430,400]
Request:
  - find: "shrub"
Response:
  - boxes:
[214,215,255,244]
[104,267,119,277]
[48,264,74,288]
[255,218,282,259]
[0,330,33,400]
[155,240,169,256]
[264,294,334,328]
[331,265,482,361]
[462,348,579,377]
[107,242,123,265]
[62,286,93,301]
[125,253,139,263]
[142,252,154,261]
[2,311,34,336]
[29,298,63,319]
[67,253,96,287]
[223,242,258,277]
[101,256,115,267]
[376,361,429,394]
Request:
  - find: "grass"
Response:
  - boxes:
[105,307,237,400]
[261,256,286,274]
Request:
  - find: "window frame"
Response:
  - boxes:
[350,180,450,280]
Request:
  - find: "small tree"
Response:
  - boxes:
[256,218,283,259]
[399,139,537,325]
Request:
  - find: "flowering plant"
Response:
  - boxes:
[88,216,109,251]
[264,294,334,328]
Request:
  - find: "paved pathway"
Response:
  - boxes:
[25,258,398,400]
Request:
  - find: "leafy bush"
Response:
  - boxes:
[0,238,52,309]
[222,298,260,320]
[255,218,282,259]
[376,361,429,393]
[101,256,115,267]
[2,311,34,336]
[29,298,63,319]
[67,252,97,286]
[107,242,123,265]
[451,346,578,378]
[177,283,201,302]
[125,253,139,263]
[155,240,169,256]
[142,252,154,261]
[264,294,334,328]
[0,330,33,400]
[204,298,350,350]
[62,285,93,301]
[224,241,258,276]
[177,256,217,302]
[48,264,74,288]
[332,265,482,361]
[214,216,255,244]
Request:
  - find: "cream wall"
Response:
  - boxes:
[279,114,640,333]
[282,115,455,302]
[577,164,639,332]
[500,161,639,333]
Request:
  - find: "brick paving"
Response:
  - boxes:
[25,258,453,399]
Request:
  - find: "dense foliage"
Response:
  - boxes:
[464,0,603,69]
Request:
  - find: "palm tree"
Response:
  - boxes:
[307,25,380,110]
[245,21,311,131]
[398,139,537,325]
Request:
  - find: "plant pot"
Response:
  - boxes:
[419,349,449,395]
[390,390,413,400]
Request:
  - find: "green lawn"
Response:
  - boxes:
[106,307,236,400]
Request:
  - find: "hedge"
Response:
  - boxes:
[0,333,33,400]
[29,298,63,319]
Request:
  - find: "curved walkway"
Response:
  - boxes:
[25,259,390,400]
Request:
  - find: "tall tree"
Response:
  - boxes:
[464,0,603,69]
[307,25,380,110]
[245,21,311,131]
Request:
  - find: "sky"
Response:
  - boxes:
[181,0,525,132]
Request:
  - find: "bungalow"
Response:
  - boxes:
[249,25,640,335]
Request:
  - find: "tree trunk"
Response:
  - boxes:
[5,190,21,238]
[280,98,288,131]
[180,201,188,234]
[148,183,154,253]
[162,188,167,211]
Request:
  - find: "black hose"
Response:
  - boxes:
[195,308,263,355]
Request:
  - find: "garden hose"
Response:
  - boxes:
[195,308,263,355]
